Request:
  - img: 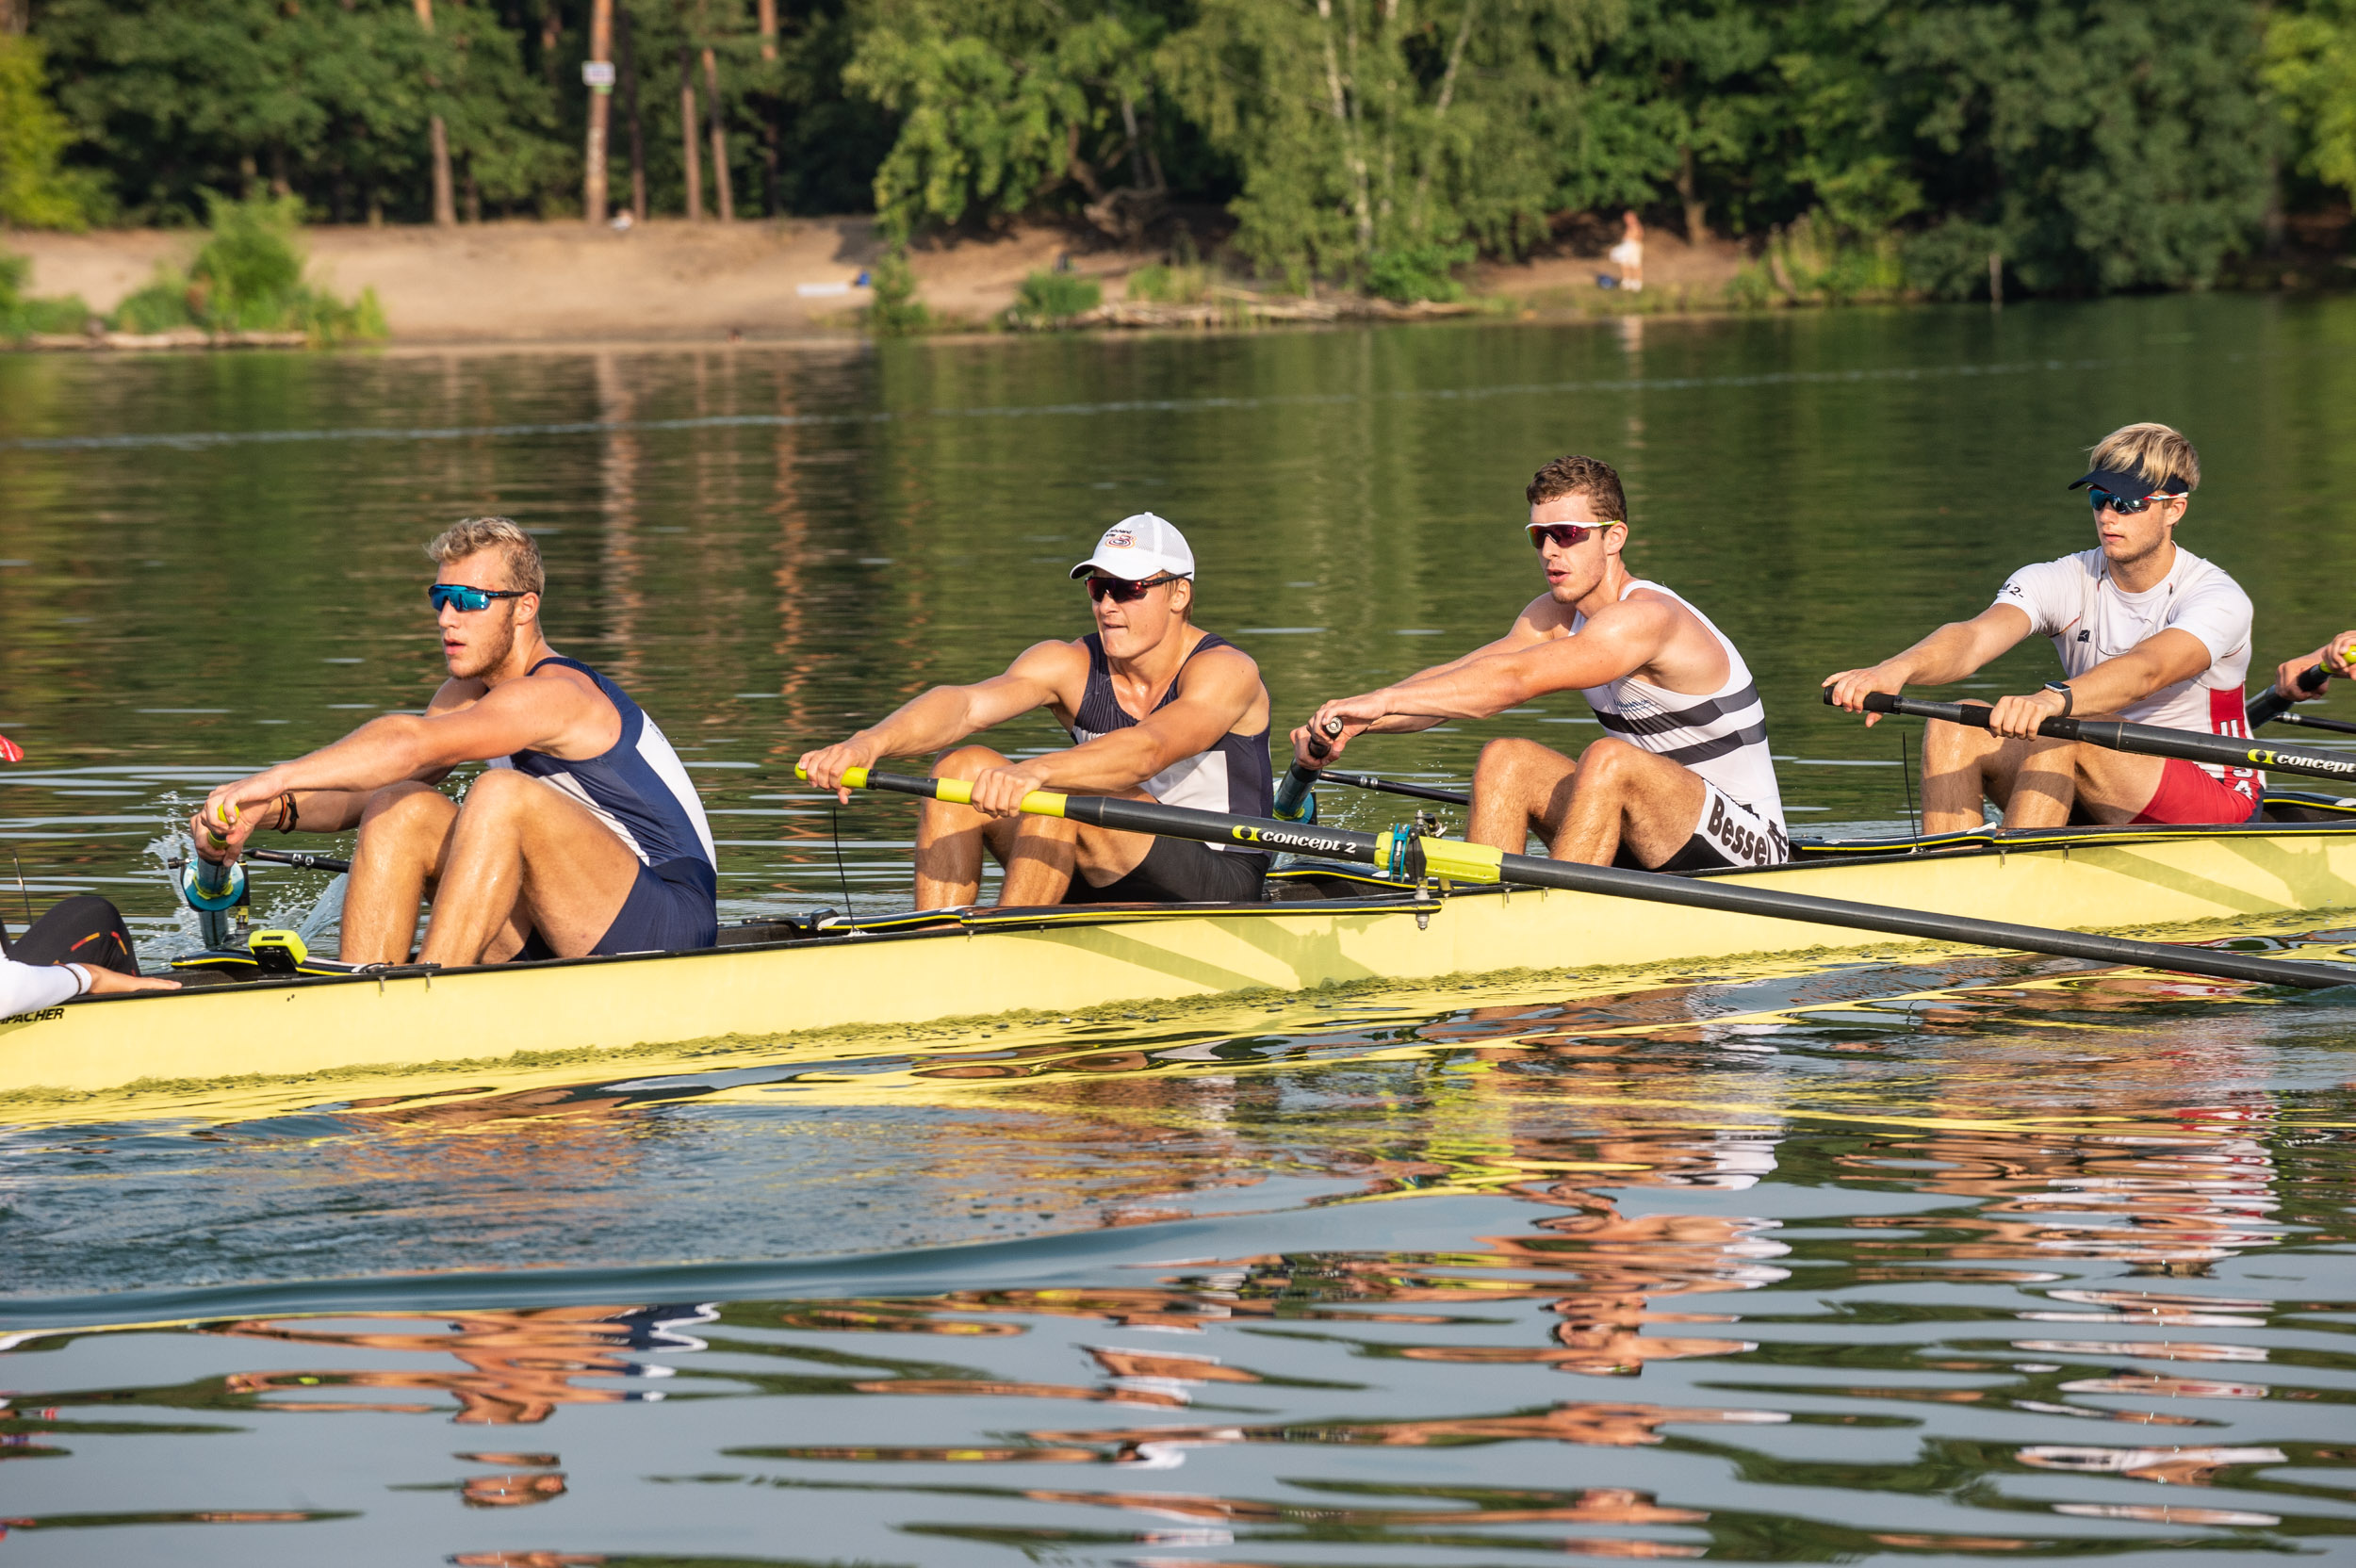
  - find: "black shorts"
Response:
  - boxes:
[1062,838,1267,906]
[516,856,717,959]
[1611,782,1789,874]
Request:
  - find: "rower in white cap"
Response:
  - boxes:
[799,513,1274,908]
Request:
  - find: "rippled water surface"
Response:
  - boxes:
[6,300,2356,1562]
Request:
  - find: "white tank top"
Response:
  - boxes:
[1572,580,1785,829]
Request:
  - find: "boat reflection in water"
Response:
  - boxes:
[5,953,2353,1560]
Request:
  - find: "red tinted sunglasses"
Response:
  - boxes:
[1529,523,1612,549]
[1085,573,1186,603]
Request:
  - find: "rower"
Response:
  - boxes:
[190,517,717,965]
[798,513,1274,907]
[1824,422,2260,833]
[1295,454,1789,872]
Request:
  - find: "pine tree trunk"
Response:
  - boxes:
[703,46,734,222]
[1675,143,1706,243]
[584,0,614,224]
[413,0,456,227]
[620,6,647,220]
[679,46,703,220]
[758,0,781,216]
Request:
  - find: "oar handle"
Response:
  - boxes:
[2247,664,2331,730]
[1273,718,1344,823]
[1823,687,2356,782]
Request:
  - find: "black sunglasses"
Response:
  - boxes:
[2086,488,2174,515]
[1085,573,1186,603]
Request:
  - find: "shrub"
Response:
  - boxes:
[0,250,93,339]
[1125,263,1210,304]
[866,248,930,335]
[1366,241,1474,304]
[1009,269,1101,327]
[104,193,385,343]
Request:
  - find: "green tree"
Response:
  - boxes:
[1886,0,2273,296]
[845,0,1180,241]
[0,32,105,228]
[1566,0,1776,237]
[37,0,558,223]
[2266,0,2356,204]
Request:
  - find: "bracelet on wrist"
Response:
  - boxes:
[274,790,300,834]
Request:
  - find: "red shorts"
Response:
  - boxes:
[2131,758,2263,825]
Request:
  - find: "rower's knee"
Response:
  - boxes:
[457,764,540,820]
[932,745,1007,783]
[357,779,450,840]
[1575,735,1644,792]
[1474,736,1554,787]
[1922,717,1992,771]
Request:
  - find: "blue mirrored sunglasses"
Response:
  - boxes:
[428,583,530,612]
[2086,488,2174,515]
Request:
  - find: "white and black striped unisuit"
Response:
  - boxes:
[1572,579,1786,835]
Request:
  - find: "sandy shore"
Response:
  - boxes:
[7,218,1743,347]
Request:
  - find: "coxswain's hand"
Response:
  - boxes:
[798,736,880,804]
[1986,687,2067,740]
[79,965,179,996]
[967,760,1053,819]
[1821,662,1910,727]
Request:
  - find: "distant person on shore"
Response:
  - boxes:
[189,517,718,967]
[1610,211,1644,292]
[798,514,1274,909]
[1824,421,2261,833]
[1291,454,1789,874]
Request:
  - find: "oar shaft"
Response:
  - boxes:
[1842,691,2356,784]
[1325,771,1473,807]
[807,765,2354,989]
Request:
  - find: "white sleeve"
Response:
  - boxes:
[0,958,81,1016]
[2166,571,2255,666]
[1991,557,2077,639]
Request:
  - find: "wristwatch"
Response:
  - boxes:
[2042,680,2074,716]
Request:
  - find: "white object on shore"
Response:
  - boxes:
[795,281,854,298]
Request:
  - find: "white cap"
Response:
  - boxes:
[1069,513,1195,581]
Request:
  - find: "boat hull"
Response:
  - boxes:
[8,821,2355,1097]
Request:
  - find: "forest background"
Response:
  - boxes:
[4,0,2356,305]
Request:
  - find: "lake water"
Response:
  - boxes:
[4,299,2356,1563]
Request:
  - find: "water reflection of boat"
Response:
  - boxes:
[12,807,2356,1097]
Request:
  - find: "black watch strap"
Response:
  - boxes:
[2042,680,2074,716]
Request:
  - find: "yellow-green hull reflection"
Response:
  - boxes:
[8,820,2356,1109]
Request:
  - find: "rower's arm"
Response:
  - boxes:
[1028,647,1260,794]
[2067,628,2213,712]
[1312,597,1562,739]
[798,643,1079,798]
[1822,604,2033,721]
[205,677,600,820]
[256,682,485,835]
[1352,598,1677,723]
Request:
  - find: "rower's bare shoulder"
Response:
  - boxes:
[426,676,490,715]
[1513,594,1578,639]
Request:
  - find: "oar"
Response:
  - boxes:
[1830,690,2356,785]
[1273,719,1471,821]
[2246,665,2356,736]
[803,765,2356,990]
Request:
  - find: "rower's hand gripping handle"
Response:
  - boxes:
[2246,664,2331,730]
[1273,718,1343,823]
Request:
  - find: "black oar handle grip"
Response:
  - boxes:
[1274,718,1345,822]
[1305,716,1342,761]
[1822,686,1944,719]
